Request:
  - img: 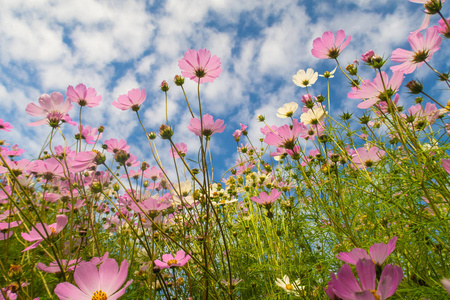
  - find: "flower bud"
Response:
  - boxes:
[406,80,423,94]
[98,125,105,133]
[159,124,174,139]
[148,132,157,140]
[424,0,442,14]
[257,114,265,122]
[174,75,185,86]
[346,64,358,76]
[114,149,130,164]
[160,80,169,92]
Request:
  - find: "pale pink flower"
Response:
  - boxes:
[143,166,163,181]
[26,92,73,127]
[409,0,446,33]
[361,50,375,63]
[311,30,351,59]
[250,189,282,206]
[154,250,191,269]
[66,84,102,107]
[21,215,68,251]
[187,114,226,138]
[178,49,222,83]
[391,27,442,74]
[348,71,404,109]
[442,159,450,174]
[433,17,450,38]
[0,119,13,132]
[68,151,97,173]
[112,88,146,111]
[264,119,306,149]
[104,138,130,154]
[170,142,187,159]
[407,102,442,130]
[0,221,21,240]
[78,125,102,144]
[336,236,398,266]
[29,157,67,180]
[54,258,132,299]
[37,259,81,273]
[351,146,386,169]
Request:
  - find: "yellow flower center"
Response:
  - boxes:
[370,290,381,300]
[286,283,294,290]
[50,227,56,234]
[220,200,226,204]
[167,259,178,266]
[92,290,107,300]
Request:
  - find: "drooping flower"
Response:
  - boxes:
[329,260,403,300]
[26,92,74,127]
[187,114,226,138]
[21,215,68,252]
[275,275,304,296]
[178,49,222,83]
[112,88,147,111]
[409,0,445,33]
[347,71,405,109]
[66,84,102,107]
[154,250,191,269]
[0,119,13,132]
[391,27,442,74]
[336,236,398,266]
[311,30,351,59]
[54,258,132,300]
[433,17,450,38]
[292,68,318,87]
[277,102,299,118]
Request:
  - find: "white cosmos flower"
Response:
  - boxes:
[292,68,318,87]
[275,275,304,296]
[319,66,337,78]
[277,102,299,118]
[300,104,327,125]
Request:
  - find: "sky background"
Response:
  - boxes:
[1,0,449,180]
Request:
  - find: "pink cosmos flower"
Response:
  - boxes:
[433,17,450,38]
[347,71,405,109]
[336,236,398,266]
[0,221,21,240]
[361,50,375,63]
[112,88,147,111]
[54,258,132,300]
[311,30,351,59]
[143,166,163,181]
[29,157,67,180]
[409,0,445,33]
[351,146,386,169]
[26,92,74,127]
[66,84,102,107]
[391,27,442,74]
[170,142,188,159]
[0,119,13,132]
[68,151,97,173]
[129,197,172,216]
[178,49,222,83]
[77,125,102,144]
[21,215,68,252]
[154,250,191,269]
[442,159,450,174]
[329,259,403,300]
[37,259,81,273]
[264,119,306,150]
[250,189,282,206]
[407,102,442,130]
[187,114,226,138]
[104,139,130,154]
[0,158,30,175]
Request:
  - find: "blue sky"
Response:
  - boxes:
[1,0,449,179]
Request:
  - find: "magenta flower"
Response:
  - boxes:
[26,92,73,127]
[21,215,68,252]
[0,119,13,132]
[329,260,403,300]
[0,221,21,240]
[187,114,226,138]
[336,236,398,266]
[154,250,191,269]
[347,71,404,109]
[311,30,351,59]
[54,258,132,300]
[391,27,442,74]
[250,189,282,206]
[66,83,102,107]
[351,146,386,169]
[178,49,222,83]
[170,142,188,159]
[112,88,147,111]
